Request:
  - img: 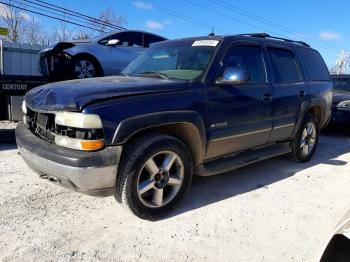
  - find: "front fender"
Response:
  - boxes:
[112,110,207,163]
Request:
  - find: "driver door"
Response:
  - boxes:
[206,42,273,159]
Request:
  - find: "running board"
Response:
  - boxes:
[195,142,291,176]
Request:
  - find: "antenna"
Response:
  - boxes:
[209,27,215,36]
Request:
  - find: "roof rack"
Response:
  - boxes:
[239,33,310,47]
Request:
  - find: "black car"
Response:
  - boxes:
[331,75,350,125]
[17,33,332,220]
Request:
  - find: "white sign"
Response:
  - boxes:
[192,40,219,47]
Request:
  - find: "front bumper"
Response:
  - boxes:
[39,53,71,80]
[15,123,122,197]
[331,109,350,125]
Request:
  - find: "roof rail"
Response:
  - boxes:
[239,33,310,47]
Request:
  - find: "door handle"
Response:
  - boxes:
[299,90,306,98]
[262,93,273,102]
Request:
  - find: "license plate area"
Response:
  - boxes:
[36,113,49,129]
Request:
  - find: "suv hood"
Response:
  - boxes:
[25,76,188,112]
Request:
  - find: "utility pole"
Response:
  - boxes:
[335,50,349,75]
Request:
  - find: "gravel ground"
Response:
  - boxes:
[0,121,18,129]
[0,133,350,262]
[0,121,17,143]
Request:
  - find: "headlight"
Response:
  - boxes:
[21,100,27,114]
[336,100,350,111]
[55,112,103,129]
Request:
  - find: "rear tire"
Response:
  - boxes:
[288,114,320,162]
[115,133,193,220]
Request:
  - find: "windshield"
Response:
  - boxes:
[122,39,220,81]
[332,78,350,92]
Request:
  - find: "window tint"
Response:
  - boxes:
[219,45,266,84]
[99,32,143,47]
[268,48,302,83]
[297,48,330,81]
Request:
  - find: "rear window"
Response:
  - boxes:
[268,47,302,83]
[297,48,330,81]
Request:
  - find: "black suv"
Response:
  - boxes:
[16,33,332,220]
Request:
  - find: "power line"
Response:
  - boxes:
[147,1,229,35]
[11,0,115,31]
[183,0,341,53]
[26,0,126,31]
[0,1,105,32]
[209,0,348,52]
[183,1,290,39]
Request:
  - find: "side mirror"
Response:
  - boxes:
[216,66,250,85]
[107,39,120,46]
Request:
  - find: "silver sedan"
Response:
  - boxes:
[39,30,167,80]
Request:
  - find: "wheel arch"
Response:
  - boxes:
[112,111,207,164]
[292,100,326,137]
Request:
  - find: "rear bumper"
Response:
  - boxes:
[16,123,122,197]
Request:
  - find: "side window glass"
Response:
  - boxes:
[218,45,266,84]
[99,32,142,47]
[297,48,329,81]
[268,47,302,83]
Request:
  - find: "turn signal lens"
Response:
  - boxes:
[80,140,105,151]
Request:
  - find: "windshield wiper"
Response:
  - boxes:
[138,71,169,80]
[119,72,129,77]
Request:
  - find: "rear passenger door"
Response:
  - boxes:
[265,45,307,142]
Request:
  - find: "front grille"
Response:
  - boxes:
[26,108,104,144]
[27,108,56,143]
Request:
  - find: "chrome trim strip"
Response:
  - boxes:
[212,128,271,142]
[273,123,295,130]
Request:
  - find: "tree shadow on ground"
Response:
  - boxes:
[167,130,350,219]
[0,143,17,152]
[0,129,15,144]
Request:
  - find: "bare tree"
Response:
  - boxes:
[0,0,29,42]
[23,17,43,45]
[51,19,73,42]
[90,7,126,36]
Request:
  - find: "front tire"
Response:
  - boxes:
[71,56,101,79]
[115,134,193,220]
[289,114,320,162]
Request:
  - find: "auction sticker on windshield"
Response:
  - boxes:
[192,40,219,47]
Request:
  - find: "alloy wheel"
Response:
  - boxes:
[136,151,184,208]
[75,60,95,78]
[300,122,317,156]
